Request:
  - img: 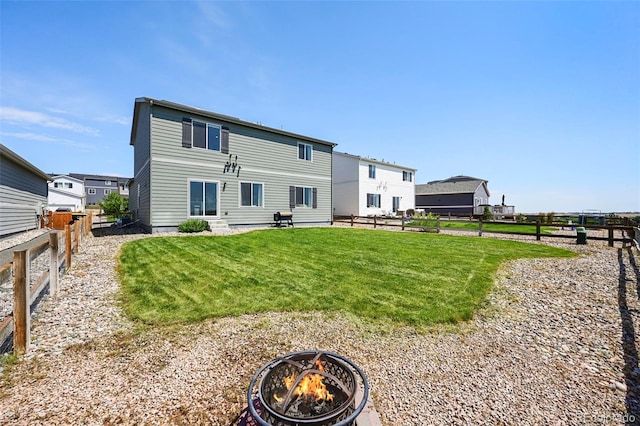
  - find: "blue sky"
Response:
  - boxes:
[1,1,638,214]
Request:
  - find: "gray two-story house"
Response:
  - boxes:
[69,173,130,206]
[129,98,336,233]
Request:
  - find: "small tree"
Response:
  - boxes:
[483,206,493,221]
[99,192,127,219]
[546,212,555,224]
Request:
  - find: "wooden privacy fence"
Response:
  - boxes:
[334,215,636,247]
[41,211,91,230]
[0,214,92,355]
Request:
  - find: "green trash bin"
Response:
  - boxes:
[576,227,587,245]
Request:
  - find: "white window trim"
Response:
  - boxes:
[297,142,313,162]
[187,178,220,218]
[239,181,265,208]
[88,188,96,195]
[192,120,222,151]
[295,186,313,208]
[367,193,381,208]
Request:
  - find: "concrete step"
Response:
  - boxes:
[207,220,229,230]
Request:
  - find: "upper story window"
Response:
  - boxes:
[88,188,96,195]
[403,171,413,182]
[368,164,376,179]
[105,180,112,186]
[182,118,222,151]
[298,143,312,161]
[54,182,72,188]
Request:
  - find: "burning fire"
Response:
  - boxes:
[273,360,334,403]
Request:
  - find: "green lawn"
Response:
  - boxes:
[117,227,574,326]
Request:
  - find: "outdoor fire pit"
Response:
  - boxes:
[243,350,369,426]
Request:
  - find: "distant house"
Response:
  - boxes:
[129,97,336,233]
[69,173,130,206]
[0,144,50,237]
[47,175,85,212]
[415,175,491,217]
[332,152,416,217]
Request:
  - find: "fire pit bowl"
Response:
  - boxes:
[246,350,369,426]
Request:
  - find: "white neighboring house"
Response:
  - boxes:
[332,152,416,217]
[47,175,85,212]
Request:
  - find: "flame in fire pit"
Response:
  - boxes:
[273,360,334,403]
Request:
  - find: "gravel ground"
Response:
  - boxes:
[0,224,639,425]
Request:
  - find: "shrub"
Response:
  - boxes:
[483,206,493,221]
[516,213,527,223]
[178,219,209,233]
[99,192,128,218]
[546,212,555,224]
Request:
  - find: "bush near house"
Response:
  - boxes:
[178,219,209,233]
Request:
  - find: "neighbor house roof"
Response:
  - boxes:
[130,97,338,148]
[415,175,489,196]
[69,173,129,182]
[334,151,417,171]
[0,144,51,182]
[49,174,85,184]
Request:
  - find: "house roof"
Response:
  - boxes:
[49,174,85,184]
[415,175,490,196]
[69,173,130,182]
[0,144,51,182]
[333,151,417,172]
[130,97,338,148]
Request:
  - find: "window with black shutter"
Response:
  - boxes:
[182,118,192,148]
[221,127,229,154]
[193,121,206,148]
[289,186,296,209]
[182,117,224,151]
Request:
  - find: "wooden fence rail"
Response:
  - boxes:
[0,213,92,355]
[333,215,636,247]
